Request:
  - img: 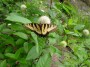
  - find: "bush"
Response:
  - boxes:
[0,0,90,67]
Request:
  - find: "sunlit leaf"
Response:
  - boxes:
[0,60,7,67]
[13,32,28,40]
[36,54,51,67]
[30,32,39,52]
[68,18,76,25]
[6,13,31,24]
[26,46,41,60]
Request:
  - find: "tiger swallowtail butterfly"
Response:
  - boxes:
[25,23,57,37]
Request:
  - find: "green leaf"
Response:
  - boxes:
[16,38,25,45]
[55,20,64,34]
[30,32,38,45]
[84,39,90,49]
[0,34,15,46]
[2,28,12,34]
[65,30,82,37]
[0,60,7,67]
[71,44,88,62]
[36,54,51,67]
[5,48,22,60]
[0,23,6,31]
[6,13,31,24]
[50,45,61,56]
[48,9,56,19]
[15,48,23,59]
[74,24,85,30]
[30,32,39,52]
[0,53,4,59]
[26,46,41,60]
[62,4,70,15]
[68,18,76,25]
[5,46,13,53]
[48,37,56,45]
[18,58,27,64]
[5,53,16,59]
[10,23,25,31]
[13,32,28,40]
[23,42,29,53]
[84,60,90,66]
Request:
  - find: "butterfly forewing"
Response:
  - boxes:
[36,24,42,34]
[25,24,34,30]
[32,24,41,34]
[41,24,48,35]
[25,23,42,34]
[47,24,57,32]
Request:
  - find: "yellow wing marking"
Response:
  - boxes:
[47,25,57,32]
[36,24,41,34]
[25,24,34,30]
[42,24,48,35]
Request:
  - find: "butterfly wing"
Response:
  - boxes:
[25,23,42,34]
[35,24,42,34]
[25,24,34,30]
[25,23,57,36]
[41,24,57,35]
[41,24,48,35]
[47,24,57,32]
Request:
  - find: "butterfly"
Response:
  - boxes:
[25,23,57,37]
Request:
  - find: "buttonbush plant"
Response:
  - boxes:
[0,0,90,67]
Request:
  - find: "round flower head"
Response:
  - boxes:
[60,41,67,47]
[83,29,89,36]
[38,16,51,24]
[63,23,67,28]
[21,4,27,10]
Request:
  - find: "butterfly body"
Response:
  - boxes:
[25,23,57,37]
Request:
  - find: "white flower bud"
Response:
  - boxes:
[38,16,51,24]
[21,4,27,10]
[8,23,11,26]
[41,9,45,12]
[83,29,89,36]
[40,1,43,4]
[60,41,67,47]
